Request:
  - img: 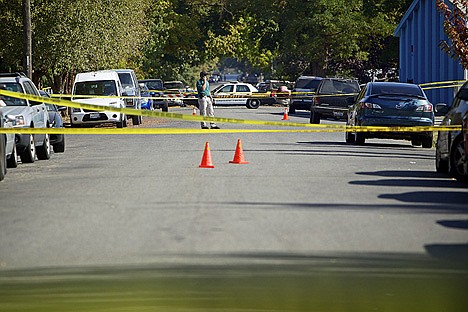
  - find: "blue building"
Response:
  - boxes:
[394,0,467,105]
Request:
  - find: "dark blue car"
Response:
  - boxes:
[346,82,434,148]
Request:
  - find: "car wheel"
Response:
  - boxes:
[449,137,468,182]
[310,110,320,124]
[345,130,355,144]
[116,118,124,128]
[355,131,366,145]
[436,146,449,173]
[246,99,260,109]
[20,134,36,163]
[53,136,65,153]
[132,115,140,125]
[7,143,18,168]
[0,134,6,181]
[411,139,422,146]
[36,134,51,160]
[421,136,433,149]
[162,102,169,112]
[289,106,296,114]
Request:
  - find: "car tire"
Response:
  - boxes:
[436,146,449,173]
[132,115,140,125]
[7,144,18,168]
[355,132,366,145]
[289,106,296,114]
[449,136,468,182]
[117,118,124,128]
[162,102,169,112]
[36,134,51,160]
[246,99,260,109]
[310,110,320,124]
[53,136,65,153]
[0,134,6,181]
[411,139,422,146]
[20,134,36,163]
[421,136,433,149]
[345,131,355,144]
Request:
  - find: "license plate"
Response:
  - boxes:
[89,113,100,119]
[333,111,344,117]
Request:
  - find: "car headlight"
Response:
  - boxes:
[11,115,25,127]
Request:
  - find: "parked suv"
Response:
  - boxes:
[0,73,51,163]
[115,69,142,125]
[310,78,360,123]
[435,81,468,182]
[289,76,323,114]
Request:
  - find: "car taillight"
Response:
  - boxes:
[416,104,433,112]
[361,102,382,109]
[315,97,320,104]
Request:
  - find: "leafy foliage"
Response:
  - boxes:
[437,0,468,69]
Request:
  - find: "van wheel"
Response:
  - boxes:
[36,134,51,160]
[421,137,433,149]
[53,136,65,153]
[0,134,6,181]
[289,106,296,114]
[116,117,124,128]
[355,132,366,145]
[132,115,140,125]
[20,134,36,163]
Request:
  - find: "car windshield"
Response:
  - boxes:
[371,84,424,97]
[295,78,321,91]
[0,82,27,106]
[73,80,117,97]
[118,73,134,89]
[143,81,163,91]
[165,82,184,90]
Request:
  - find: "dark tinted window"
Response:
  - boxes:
[164,82,184,90]
[456,88,468,101]
[0,82,27,106]
[236,85,250,92]
[371,84,424,97]
[295,78,321,91]
[118,73,134,88]
[142,80,163,90]
[319,80,360,94]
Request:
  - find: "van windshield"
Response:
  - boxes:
[73,80,117,97]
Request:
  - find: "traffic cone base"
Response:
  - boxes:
[229,139,249,164]
[199,142,215,168]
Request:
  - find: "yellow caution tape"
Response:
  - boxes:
[0,89,462,133]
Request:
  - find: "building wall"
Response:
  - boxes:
[395,0,466,105]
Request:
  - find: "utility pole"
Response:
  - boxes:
[22,0,32,78]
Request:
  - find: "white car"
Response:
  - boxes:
[71,70,127,128]
[0,110,17,181]
[212,82,259,108]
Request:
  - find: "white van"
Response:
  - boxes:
[114,69,142,125]
[71,70,127,128]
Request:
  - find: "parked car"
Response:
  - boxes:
[71,70,127,128]
[257,80,293,106]
[39,90,65,153]
[211,82,259,108]
[289,76,323,114]
[0,73,51,163]
[435,81,468,181]
[138,79,167,111]
[138,83,153,110]
[163,81,186,107]
[346,82,434,148]
[309,78,360,123]
[0,109,17,180]
[115,69,142,125]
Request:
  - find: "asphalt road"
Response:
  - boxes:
[0,106,467,311]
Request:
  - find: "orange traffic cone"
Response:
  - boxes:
[192,107,197,116]
[281,107,289,120]
[229,139,249,164]
[199,142,215,168]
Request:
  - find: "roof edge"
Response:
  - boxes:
[394,0,421,37]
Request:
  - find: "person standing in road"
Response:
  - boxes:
[196,71,220,129]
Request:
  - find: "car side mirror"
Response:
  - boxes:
[435,103,449,116]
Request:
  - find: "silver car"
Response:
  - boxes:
[0,73,51,163]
